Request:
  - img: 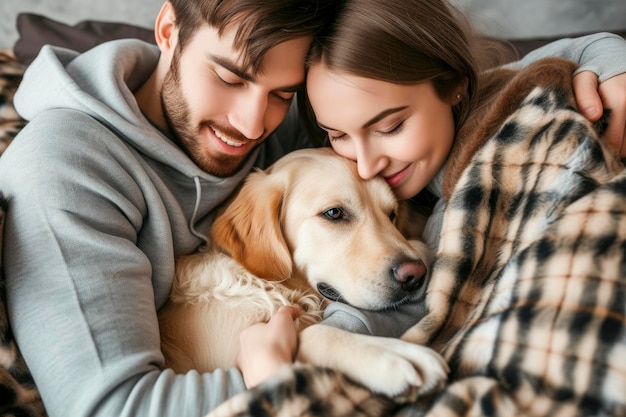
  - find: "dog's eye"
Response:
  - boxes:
[389,211,396,222]
[323,207,345,221]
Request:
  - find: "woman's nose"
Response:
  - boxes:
[356,146,386,180]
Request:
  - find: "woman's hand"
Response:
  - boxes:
[574,71,626,157]
[236,305,300,388]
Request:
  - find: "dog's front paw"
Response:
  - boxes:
[298,325,448,400]
[347,334,449,398]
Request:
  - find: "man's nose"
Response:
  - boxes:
[230,93,267,140]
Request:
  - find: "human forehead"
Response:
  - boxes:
[185,23,311,76]
[307,64,418,127]
[307,65,386,95]
[183,24,246,65]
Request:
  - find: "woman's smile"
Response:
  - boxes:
[383,164,411,187]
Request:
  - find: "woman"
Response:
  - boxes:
[239,0,626,391]
[302,0,626,251]
[233,2,626,414]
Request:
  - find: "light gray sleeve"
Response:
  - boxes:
[0,114,246,417]
[506,32,626,82]
[320,300,428,337]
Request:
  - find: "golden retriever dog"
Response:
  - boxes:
[158,147,448,397]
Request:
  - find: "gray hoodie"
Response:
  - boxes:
[0,39,309,417]
[0,33,625,417]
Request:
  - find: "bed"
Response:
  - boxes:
[1,13,625,417]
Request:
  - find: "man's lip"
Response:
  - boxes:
[383,165,409,187]
[208,127,250,155]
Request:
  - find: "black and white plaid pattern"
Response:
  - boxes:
[0,51,26,157]
[0,51,45,417]
[402,81,626,417]
[209,59,626,417]
[0,195,46,417]
[208,364,405,417]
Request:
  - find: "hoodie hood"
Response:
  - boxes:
[14,38,260,181]
[12,39,265,251]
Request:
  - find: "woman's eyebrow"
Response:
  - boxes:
[317,106,408,131]
[362,106,408,129]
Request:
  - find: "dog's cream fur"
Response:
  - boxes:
[158,147,448,396]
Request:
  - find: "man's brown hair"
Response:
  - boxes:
[169,0,340,73]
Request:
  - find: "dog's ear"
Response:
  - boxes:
[210,171,293,281]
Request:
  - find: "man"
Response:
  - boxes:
[0,0,625,416]
[0,1,337,416]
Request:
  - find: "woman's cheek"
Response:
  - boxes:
[329,141,357,161]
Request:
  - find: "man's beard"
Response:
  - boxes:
[160,54,256,177]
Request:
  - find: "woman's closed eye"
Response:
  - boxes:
[328,131,347,141]
[375,121,404,136]
[326,121,404,142]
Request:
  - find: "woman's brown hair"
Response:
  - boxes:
[301,0,515,144]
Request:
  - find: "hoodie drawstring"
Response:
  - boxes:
[189,176,209,250]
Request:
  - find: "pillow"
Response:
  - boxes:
[13,13,155,66]
[13,12,626,67]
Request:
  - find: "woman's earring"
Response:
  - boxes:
[456,93,462,101]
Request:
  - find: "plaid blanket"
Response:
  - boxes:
[0,51,44,417]
[0,50,26,156]
[208,58,626,417]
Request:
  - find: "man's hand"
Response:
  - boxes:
[574,71,626,157]
[236,305,300,388]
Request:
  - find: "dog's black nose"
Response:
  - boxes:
[392,260,426,291]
